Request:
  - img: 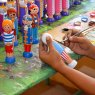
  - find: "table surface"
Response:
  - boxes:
[0,1,95,95]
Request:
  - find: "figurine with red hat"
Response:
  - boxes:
[29,3,39,44]
[7,7,18,46]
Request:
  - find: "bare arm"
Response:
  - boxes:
[39,36,95,95]
[87,46,95,59]
[56,64,95,95]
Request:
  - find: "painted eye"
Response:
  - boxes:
[13,14,16,16]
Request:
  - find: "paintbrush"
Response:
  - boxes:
[55,27,95,44]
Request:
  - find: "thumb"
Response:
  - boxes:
[69,36,85,43]
[46,36,54,51]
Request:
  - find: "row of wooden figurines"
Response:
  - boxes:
[2,18,77,69]
[2,4,77,68]
[2,4,39,64]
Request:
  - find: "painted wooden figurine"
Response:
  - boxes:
[7,7,18,46]
[2,19,15,64]
[54,0,62,20]
[61,0,70,16]
[0,0,7,41]
[22,14,33,58]
[29,3,39,44]
[27,0,34,10]
[42,33,77,69]
[46,0,55,23]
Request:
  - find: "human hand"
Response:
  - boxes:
[63,29,84,41]
[39,37,65,70]
[63,29,93,56]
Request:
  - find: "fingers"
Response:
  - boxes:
[63,29,85,47]
[46,36,54,52]
[44,44,48,51]
[63,30,72,47]
[63,29,72,40]
[72,29,80,35]
[69,42,75,50]
[69,36,85,43]
[63,29,83,40]
[63,29,75,47]
[64,40,70,47]
[72,29,84,37]
[39,38,45,52]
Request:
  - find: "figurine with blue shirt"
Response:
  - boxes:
[22,14,33,58]
[7,7,18,46]
[29,3,39,44]
[2,19,15,64]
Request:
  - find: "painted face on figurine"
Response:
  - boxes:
[7,8,17,19]
[27,20,32,26]
[3,24,12,33]
[24,20,32,26]
[29,4,39,15]
[9,12,16,19]
[22,15,32,26]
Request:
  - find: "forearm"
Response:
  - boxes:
[56,64,95,94]
[87,46,95,59]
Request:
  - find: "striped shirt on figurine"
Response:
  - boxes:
[3,31,14,44]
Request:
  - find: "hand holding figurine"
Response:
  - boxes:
[39,37,65,69]
[40,33,77,69]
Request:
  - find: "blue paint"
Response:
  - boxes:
[53,41,64,54]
